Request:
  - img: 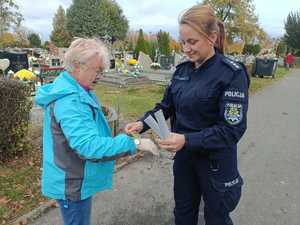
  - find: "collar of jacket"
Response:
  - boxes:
[193,52,218,71]
[62,71,100,110]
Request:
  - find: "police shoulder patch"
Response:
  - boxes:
[222,57,242,72]
[224,89,246,99]
[224,103,243,125]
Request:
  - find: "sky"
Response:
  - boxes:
[15,0,300,41]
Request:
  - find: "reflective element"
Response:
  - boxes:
[144,110,171,139]
[154,110,171,139]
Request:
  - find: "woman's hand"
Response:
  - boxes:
[124,121,143,135]
[137,138,159,156]
[156,133,186,153]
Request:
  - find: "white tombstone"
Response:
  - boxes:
[58,48,68,62]
[0,59,10,72]
[138,52,152,71]
[277,58,285,67]
[125,53,134,61]
[174,53,182,66]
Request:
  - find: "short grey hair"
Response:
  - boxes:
[63,38,110,72]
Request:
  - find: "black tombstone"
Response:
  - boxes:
[0,50,29,73]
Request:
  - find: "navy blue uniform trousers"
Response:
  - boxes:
[173,150,242,225]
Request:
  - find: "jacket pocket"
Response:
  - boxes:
[210,175,243,213]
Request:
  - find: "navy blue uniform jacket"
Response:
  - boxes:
[140,52,250,181]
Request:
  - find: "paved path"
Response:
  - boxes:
[30,69,300,225]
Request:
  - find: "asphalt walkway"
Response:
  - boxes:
[30,69,300,225]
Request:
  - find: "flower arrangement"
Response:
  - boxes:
[128,58,138,66]
[14,69,36,81]
[28,56,38,65]
[226,54,255,65]
[150,62,161,70]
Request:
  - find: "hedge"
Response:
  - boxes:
[0,78,32,162]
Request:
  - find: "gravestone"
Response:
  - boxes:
[0,59,10,73]
[0,50,28,72]
[51,58,61,66]
[138,52,152,71]
[159,55,173,70]
[124,52,134,70]
[97,72,151,87]
[125,53,134,62]
[277,58,284,67]
[174,53,182,66]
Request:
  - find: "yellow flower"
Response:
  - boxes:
[14,69,36,81]
[128,59,138,66]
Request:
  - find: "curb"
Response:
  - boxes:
[10,151,145,225]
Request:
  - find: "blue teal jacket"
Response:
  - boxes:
[35,71,136,201]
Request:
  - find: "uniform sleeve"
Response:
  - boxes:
[184,68,249,151]
[54,97,136,160]
[139,82,175,133]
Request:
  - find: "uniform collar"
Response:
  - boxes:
[193,52,218,71]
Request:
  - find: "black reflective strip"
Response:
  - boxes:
[50,103,85,201]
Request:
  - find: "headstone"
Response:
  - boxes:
[123,52,133,70]
[51,58,61,66]
[138,52,152,71]
[174,53,182,66]
[0,51,28,72]
[110,59,115,69]
[159,55,173,70]
[98,72,151,87]
[0,59,10,72]
[277,58,284,67]
[58,48,68,62]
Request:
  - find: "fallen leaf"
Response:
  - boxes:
[12,218,27,225]
[0,197,9,205]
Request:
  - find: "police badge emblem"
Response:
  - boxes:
[224,103,243,125]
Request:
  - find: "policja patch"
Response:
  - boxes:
[224,103,243,125]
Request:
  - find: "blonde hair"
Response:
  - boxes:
[179,4,225,54]
[63,38,110,72]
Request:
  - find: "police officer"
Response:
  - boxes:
[125,4,249,225]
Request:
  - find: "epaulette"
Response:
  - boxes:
[222,57,242,71]
[176,60,190,68]
[222,57,250,88]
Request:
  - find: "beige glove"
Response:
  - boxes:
[136,138,159,156]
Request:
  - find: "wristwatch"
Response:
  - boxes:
[134,138,140,145]
[132,133,141,146]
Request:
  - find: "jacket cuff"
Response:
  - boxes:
[137,119,150,134]
[128,137,137,155]
[184,132,204,151]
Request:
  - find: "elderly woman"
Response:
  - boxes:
[35,38,157,225]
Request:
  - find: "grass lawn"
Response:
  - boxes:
[0,125,46,224]
[0,66,290,224]
[94,67,289,120]
[93,84,165,121]
[250,67,288,94]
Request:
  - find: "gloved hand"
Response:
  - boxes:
[124,121,143,135]
[156,132,185,153]
[137,138,159,156]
